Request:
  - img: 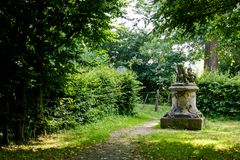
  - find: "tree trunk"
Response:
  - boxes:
[204,40,218,71]
[34,85,45,137]
[2,95,9,145]
[33,0,45,137]
[15,122,25,143]
[14,83,26,143]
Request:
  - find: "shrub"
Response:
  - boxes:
[116,71,141,115]
[46,66,141,131]
[197,72,240,116]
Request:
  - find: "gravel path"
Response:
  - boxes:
[71,120,160,160]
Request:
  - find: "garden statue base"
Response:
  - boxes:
[160,83,204,130]
[161,117,204,130]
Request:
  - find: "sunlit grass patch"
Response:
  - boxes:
[138,119,240,160]
[0,112,154,160]
[0,105,166,160]
[1,104,239,160]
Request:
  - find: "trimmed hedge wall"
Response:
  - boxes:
[197,72,240,116]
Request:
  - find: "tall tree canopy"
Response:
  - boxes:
[153,0,239,33]
[0,0,125,144]
[150,0,240,73]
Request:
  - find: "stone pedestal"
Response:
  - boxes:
[160,83,204,130]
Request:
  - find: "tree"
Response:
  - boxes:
[150,0,240,72]
[102,27,148,68]
[152,0,239,33]
[0,0,125,144]
[204,40,218,71]
[138,35,189,93]
[102,28,193,102]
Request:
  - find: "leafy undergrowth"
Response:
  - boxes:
[0,104,165,160]
[138,118,240,160]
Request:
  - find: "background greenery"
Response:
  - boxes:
[197,72,240,117]
[1,0,240,148]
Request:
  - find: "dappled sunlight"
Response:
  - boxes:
[0,115,151,160]
[1,105,239,160]
[207,120,240,130]
[138,118,240,160]
[139,138,240,160]
[190,139,219,146]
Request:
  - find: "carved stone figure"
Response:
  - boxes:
[186,67,196,83]
[176,63,187,83]
[176,63,196,84]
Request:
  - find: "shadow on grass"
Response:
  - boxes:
[0,114,151,160]
[1,145,86,160]
[2,140,240,160]
[139,140,240,160]
[1,140,141,160]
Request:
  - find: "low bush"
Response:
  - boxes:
[45,66,141,132]
[197,72,240,116]
[116,71,141,115]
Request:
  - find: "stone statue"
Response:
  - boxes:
[176,63,196,84]
[160,63,204,130]
[176,63,187,83]
[186,67,196,83]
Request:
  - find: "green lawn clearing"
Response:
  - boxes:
[1,104,239,160]
[0,104,165,160]
[138,118,240,160]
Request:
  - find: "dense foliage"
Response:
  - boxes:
[152,0,239,34]
[197,72,240,116]
[102,28,194,102]
[150,0,240,73]
[45,66,141,133]
[0,0,126,144]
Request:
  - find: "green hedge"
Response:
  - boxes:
[197,72,240,116]
[45,66,141,132]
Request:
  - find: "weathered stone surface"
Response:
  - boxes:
[176,64,196,84]
[160,117,204,130]
[164,84,202,119]
[160,83,204,130]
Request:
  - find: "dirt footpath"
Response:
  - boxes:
[71,120,159,160]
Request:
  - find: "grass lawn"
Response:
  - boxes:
[0,104,166,160]
[138,118,240,160]
[1,104,240,160]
